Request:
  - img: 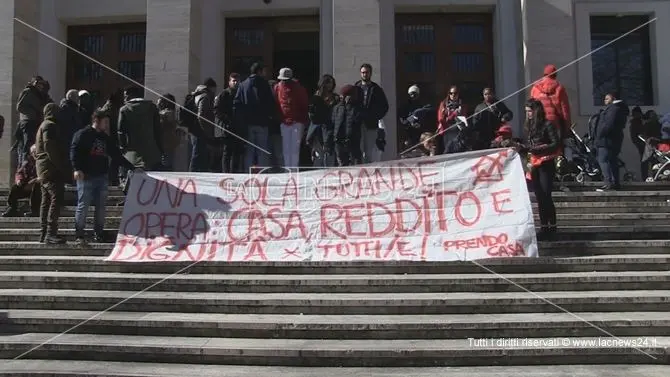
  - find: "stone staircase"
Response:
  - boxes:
[0,182,669,376]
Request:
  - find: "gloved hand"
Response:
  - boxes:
[376,128,386,152]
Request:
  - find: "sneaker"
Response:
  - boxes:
[1,208,18,218]
[45,235,66,245]
[93,233,107,243]
[596,185,613,192]
[75,237,88,247]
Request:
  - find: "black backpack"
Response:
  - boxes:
[178,93,198,132]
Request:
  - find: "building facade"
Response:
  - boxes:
[0,0,667,183]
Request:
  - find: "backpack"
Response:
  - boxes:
[178,93,198,133]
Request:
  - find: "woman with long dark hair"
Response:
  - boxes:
[522,98,560,240]
[307,74,339,167]
[437,85,469,154]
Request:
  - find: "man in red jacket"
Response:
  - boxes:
[274,67,309,170]
[530,64,572,142]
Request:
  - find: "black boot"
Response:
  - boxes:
[45,234,66,244]
[2,208,18,217]
[39,226,47,243]
[537,226,550,241]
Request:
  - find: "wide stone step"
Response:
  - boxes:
[1,289,669,314]
[2,270,668,293]
[1,226,668,242]
[1,213,668,229]
[3,310,670,340]
[1,360,668,377]
[0,254,667,274]
[1,270,667,293]
[0,333,667,366]
[2,240,669,257]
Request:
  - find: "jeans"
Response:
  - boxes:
[531,161,557,227]
[244,125,270,172]
[75,175,108,238]
[16,120,37,167]
[40,180,64,236]
[597,147,620,186]
[189,135,210,172]
[281,123,305,169]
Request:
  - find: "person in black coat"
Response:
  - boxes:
[332,85,363,166]
[517,98,561,240]
[472,87,513,150]
[593,91,629,191]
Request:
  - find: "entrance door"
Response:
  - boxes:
[273,31,320,95]
[66,22,146,107]
[395,13,494,148]
[225,16,320,84]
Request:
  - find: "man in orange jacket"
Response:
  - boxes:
[530,64,572,142]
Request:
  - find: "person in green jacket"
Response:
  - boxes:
[35,103,69,244]
[117,86,164,171]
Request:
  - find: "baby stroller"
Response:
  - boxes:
[561,116,634,183]
[639,134,670,182]
[555,125,602,183]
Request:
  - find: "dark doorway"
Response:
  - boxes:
[272,31,320,95]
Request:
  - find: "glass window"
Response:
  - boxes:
[77,62,103,81]
[452,53,484,73]
[404,52,435,73]
[401,25,435,44]
[590,15,653,106]
[119,33,146,53]
[118,61,145,83]
[233,29,264,46]
[452,24,485,44]
[81,35,104,55]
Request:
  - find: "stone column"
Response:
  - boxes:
[319,0,334,76]
[331,0,397,160]
[494,0,524,137]
[200,0,223,87]
[0,0,41,184]
[144,0,202,101]
[332,0,381,86]
[144,0,203,172]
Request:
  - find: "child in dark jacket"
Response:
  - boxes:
[332,85,363,166]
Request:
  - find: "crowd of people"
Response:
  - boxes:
[3,61,668,244]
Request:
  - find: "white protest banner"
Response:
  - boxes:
[106,149,538,262]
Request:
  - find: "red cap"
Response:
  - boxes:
[340,84,356,96]
[497,125,513,135]
[543,64,558,77]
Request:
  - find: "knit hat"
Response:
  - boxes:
[497,124,513,136]
[340,84,357,97]
[543,64,558,78]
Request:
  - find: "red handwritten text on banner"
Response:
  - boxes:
[107,149,538,262]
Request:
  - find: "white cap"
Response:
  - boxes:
[78,90,90,97]
[408,85,420,95]
[277,67,293,80]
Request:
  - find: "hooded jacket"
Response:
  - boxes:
[35,103,69,181]
[17,85,49,123]
[118,98,163,169]
[530,64,572,137]
[194,85,216,138]
[233,74,276,128]
[274,79,309,125]
[57,98,84,145]
[594,100,629,150]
